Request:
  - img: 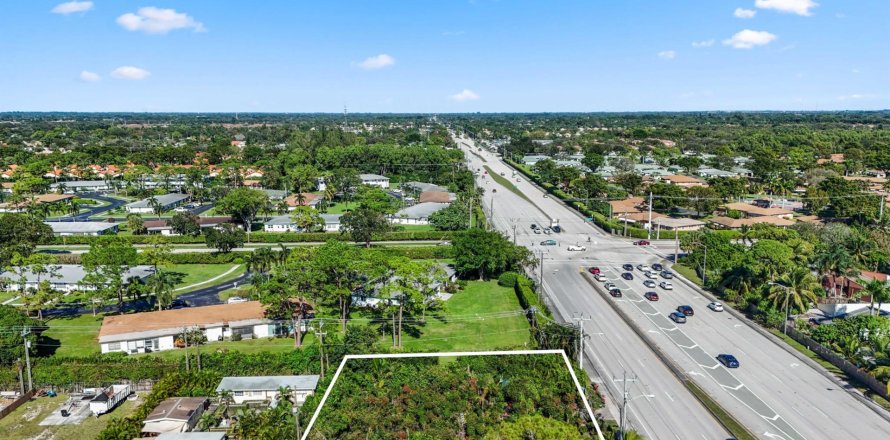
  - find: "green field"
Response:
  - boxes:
[0,392,141,440]
[166,263,240,290]
[483,165,531,202]
[39,314,105,357]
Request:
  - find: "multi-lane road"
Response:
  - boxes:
[456,133,890,440]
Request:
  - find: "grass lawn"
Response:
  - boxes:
[397,280,531,352]
[394,224,434,232]
[322,202,351,214]
[0,393,141,440]
[0,290,19,304]
[165,264,239,290]
[143,333,318,359]
[39,314,104,357]
[672,263,703,286]
[483,165,531,202]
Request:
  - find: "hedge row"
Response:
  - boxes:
[52,230,454,245]
[513,275,552,319]
[49,247,450,265]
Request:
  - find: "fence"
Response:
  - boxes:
[784,327,890,401]
[0,389,36,421]
[2,379,158,396]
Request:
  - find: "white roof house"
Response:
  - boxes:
[46,221,119,236]
[359,173,390,188]
[522,155,551,166]
[126,193,190,214]
[0,264,154,293]
[50,180,112,193]
[403,182,448,193]
[216,375,320,405]
[391,202,450,225]
[263,214,342,233]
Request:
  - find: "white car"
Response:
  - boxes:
[595,273,608,282]
[567,245,587,251]
[659,281,673,290]
[227,296,248,304]
[645,271,658,279]
[636,264,650,272]
[708,302,725,312]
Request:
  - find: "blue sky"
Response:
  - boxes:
[1,0,887,112]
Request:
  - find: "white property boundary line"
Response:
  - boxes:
[302,349,605,440]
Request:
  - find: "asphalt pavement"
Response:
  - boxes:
[457,133,890,440]
[45,192,127,222]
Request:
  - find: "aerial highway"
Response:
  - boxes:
[456,133,890,440]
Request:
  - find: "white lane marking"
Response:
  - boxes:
[688,371,704,377]
[678,343,699,349]
[764,432,787,440]
[665,392,674,402]
[790,363,799,368]
[721,383,745,391]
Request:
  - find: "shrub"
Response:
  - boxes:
[497,271,519,287]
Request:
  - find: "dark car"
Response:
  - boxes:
[669,312,687,323]
[609,288,622,297]
[717,354,740,368]
[169,299,189,310]
[644,291,659,301]
[530,224,538,230]
[622,264,634,271]
[588,267,601,275]
[633,240,650,246]
[677,305,694,316]
[652,263,664,271]
[621,272,634,280]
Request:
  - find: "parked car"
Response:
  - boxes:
[543,194,549,198]
[609,288,622,297]
[621,272,634,280]
[643,280,656,288]
[588,267,601,275]
[677,305,694,316]
[540,239,557,246]
[227,296,248,304]
[652,263,664,271]
[708,302,725,312]
[659,281,673,290]
[636,264,650,272]
[717,354,740,368]
[437,241,451,246]
[168,299,189,309]
[669,312,687,323]
[633,240,650,246]
[595,273,608,282]
[622,264,634,271]
[660,271,674,279]
[567,244,586,251]
[644,291,659,301]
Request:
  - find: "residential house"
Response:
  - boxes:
[231,134,246,148]
[141,397,208,435]
[156,433,226,440]
[215,375,320,405]
[0,193,74,213]
[98,301,277,354]
[651,217,706,236]
[818,271,890,317]
[816,154,845,165]
[50,180,112,193]
[708,216,795,230]
[418,191,457,204]
[1,182,12,193]
[143,217,235,236]
[263,214,341,233]
[721,202,794,220]
[866,170,887,179]
[521,155,551,166]
[125,193,190,214]
[262,189,288,200]
[661,175,706,187]
[0,264,154,293]
[697,168,738,178]
[403,182,448,193]
[391,202,450,225]
[359,173,390,188]
[608,197,644,218]
[282,193,320,210]
[47,221,119,236]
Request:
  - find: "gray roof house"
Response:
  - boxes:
[216,375,320,405]
[46,221,119,236]
[262,189,288,200]
[391,202,450,225]
[697,168,738,178]
[403,182,449,193]
[125,193,190,214]
[0,264,155,293]
[50,180,112,193]
[522,155,551,166]
[359,173,390,188]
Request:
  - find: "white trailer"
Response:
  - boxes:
[89,384,131,416]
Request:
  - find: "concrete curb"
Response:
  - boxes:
[670,270,890,424]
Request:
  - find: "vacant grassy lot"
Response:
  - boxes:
[0,392,141,440]
[166,263,240,290]
[39,314,104,357]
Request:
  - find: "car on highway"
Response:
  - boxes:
[652,263,664,271]
[530,224,538,230]
[492,188,497,193]
[717,354,740,368]
[708,302,724,312]
[677,305,694,316]
[543,194,549,198]
[643,280,656,288]
[644,291,659,301]
[636,264,650,271]
[540,239,556,246]
[660,271,674,279]
[588,267,601,274]
[621,272,634,280]
[633,240,650,246]
[500,172,505,176]
[645,271,658,279]
[595,273,608,282]
[515,178,521,182]
[622,263,634,271]
[604,282,616,290]
[567,244,586,251]
[659,281,673,290]
[543,228,552,235]
[533,228,541,234]
[669,312,687,323]
[609,288,622,297]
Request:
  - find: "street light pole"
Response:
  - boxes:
[769,282,792,335]
[614,372,638,440]
[572,314,591,368]
[21,329,33,392]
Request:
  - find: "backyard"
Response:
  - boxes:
[0,392,141,440]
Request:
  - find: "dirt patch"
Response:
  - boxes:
[27,429,55,440]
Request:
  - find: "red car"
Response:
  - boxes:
[634,240,650,246]
[644,291,659,301]
[588,267,601,275]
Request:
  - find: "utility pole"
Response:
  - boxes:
[572,314,591,368]
[702,245,708,286]
[21,329,33,392]
[538,251,544,288]
[317,320,327,379]
[674,231,680,264]
[879,194,885,222]
[647,191,653,240]
[614,372,638,440]
[511,219,517,244]
[294,406,302,440]
[183,327,190,372]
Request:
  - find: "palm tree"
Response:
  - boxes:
[767,268,823,315]
[811,246,858,296]
[148,270,177,311]
[147,196,163,219]
[217,389,234,420]
[274,386,294,406]
[864,280,890,316]
[720,265,758,298]
[847,232,876,269]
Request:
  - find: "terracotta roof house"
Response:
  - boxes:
[816,153,845,165]
[608,197,644,217]
[283,193,319,209]
[721,202,794,219]
[709,216,795,230]
[662,175,706,187]
[419,191,457,203]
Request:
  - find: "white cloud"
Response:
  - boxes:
[691,39,715,48]
[79,71,100,82]
[449,89,480,102]
[851,68,860,74]
[51,1,93,15]
[723,29,777,49]
[657,50,676,60]
[117,7,206,34]
[837,94,874,101]
[734,8,757,18]
[110,66,151,80]
[358,54,395,70]
[755,0,818,16]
